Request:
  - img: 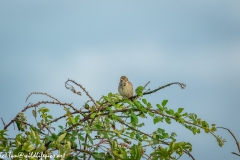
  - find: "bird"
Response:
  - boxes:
[118,76,133,98]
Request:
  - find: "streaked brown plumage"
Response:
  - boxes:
[118,76,133,98]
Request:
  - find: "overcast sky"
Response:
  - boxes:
[0,1,240,159]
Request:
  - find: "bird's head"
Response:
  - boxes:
[120,76,128,82]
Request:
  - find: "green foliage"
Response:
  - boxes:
[135,86,144,96]
[0,82,226,160]
[151,141,192,160]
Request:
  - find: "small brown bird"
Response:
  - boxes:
[118,76,133,98]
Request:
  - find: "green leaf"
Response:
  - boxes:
[56,132,66,143]
[156,104,163,111]
[112,140,118,149]
[147,102,152,109]
[171,132,177,138]
[96,124,102,130]
[165,117,171,124]
[131,113,138,125]
[111,114,119,120]
[79,134,85,141]
[46,133,58,142]
[38,107,50,113]
[153,138,159,144]
[22,142,35,152]
[134,100,141,108]
[0,145,4,152]
[179,118,185,123]
[102,132,108,138]
[166,109,174,115]
[103,96,108,101]
[135,86,144,96]
[84,103,90,109]
[70,117,76,124]
[174,112,180,118]
[58,125,63,129]
[130,132,135,138]
[90,113,96,119]
[47,115,53,119]
[148,111,154,117]
[192,127,197,135]
[201,121,209,128]
[30,129,36,140]
[138,123,145,127]
[85,127,90,134]
[93,153,106,159]
[75,115,80,122]
[131,144,141,160]
[32,110,37,118]
[135,132,142,141]
[178,108,184,113]
[157,128,164,133]
[108,92,113,97]
[82,143,91,148]
[162,100,168,107]
[142,99,147,105]
[197,128,201,133]
[153,116,163,124]
[105,117,110,123]
[39,143,46,151]
[88,134,93,144]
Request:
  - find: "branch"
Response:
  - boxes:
[143,81,150,90]
[65,79,97,107]
[1,117,5,127]
[232,152,240,156]
[130,82,186,99]
[25,92,61,103]
[143,82,186,95]
[4,101,74,130]
[217,127,240,153]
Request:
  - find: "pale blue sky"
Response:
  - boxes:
[0,1,240,159]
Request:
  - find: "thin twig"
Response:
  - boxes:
[232,152,240,156]
[65,79,97,107]
[1,117,5,127]
[130,82,186,99]
[143,82,186,95]
[143,81,150,90]
[26,92,61,103]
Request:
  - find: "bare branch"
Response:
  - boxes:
[65,79,97,107]
[143,82,186,95]
[232,152,240,156]
[130,82,186,99]
[26,92,61,103]
[143,81,150,90]
[1,117,5,127]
